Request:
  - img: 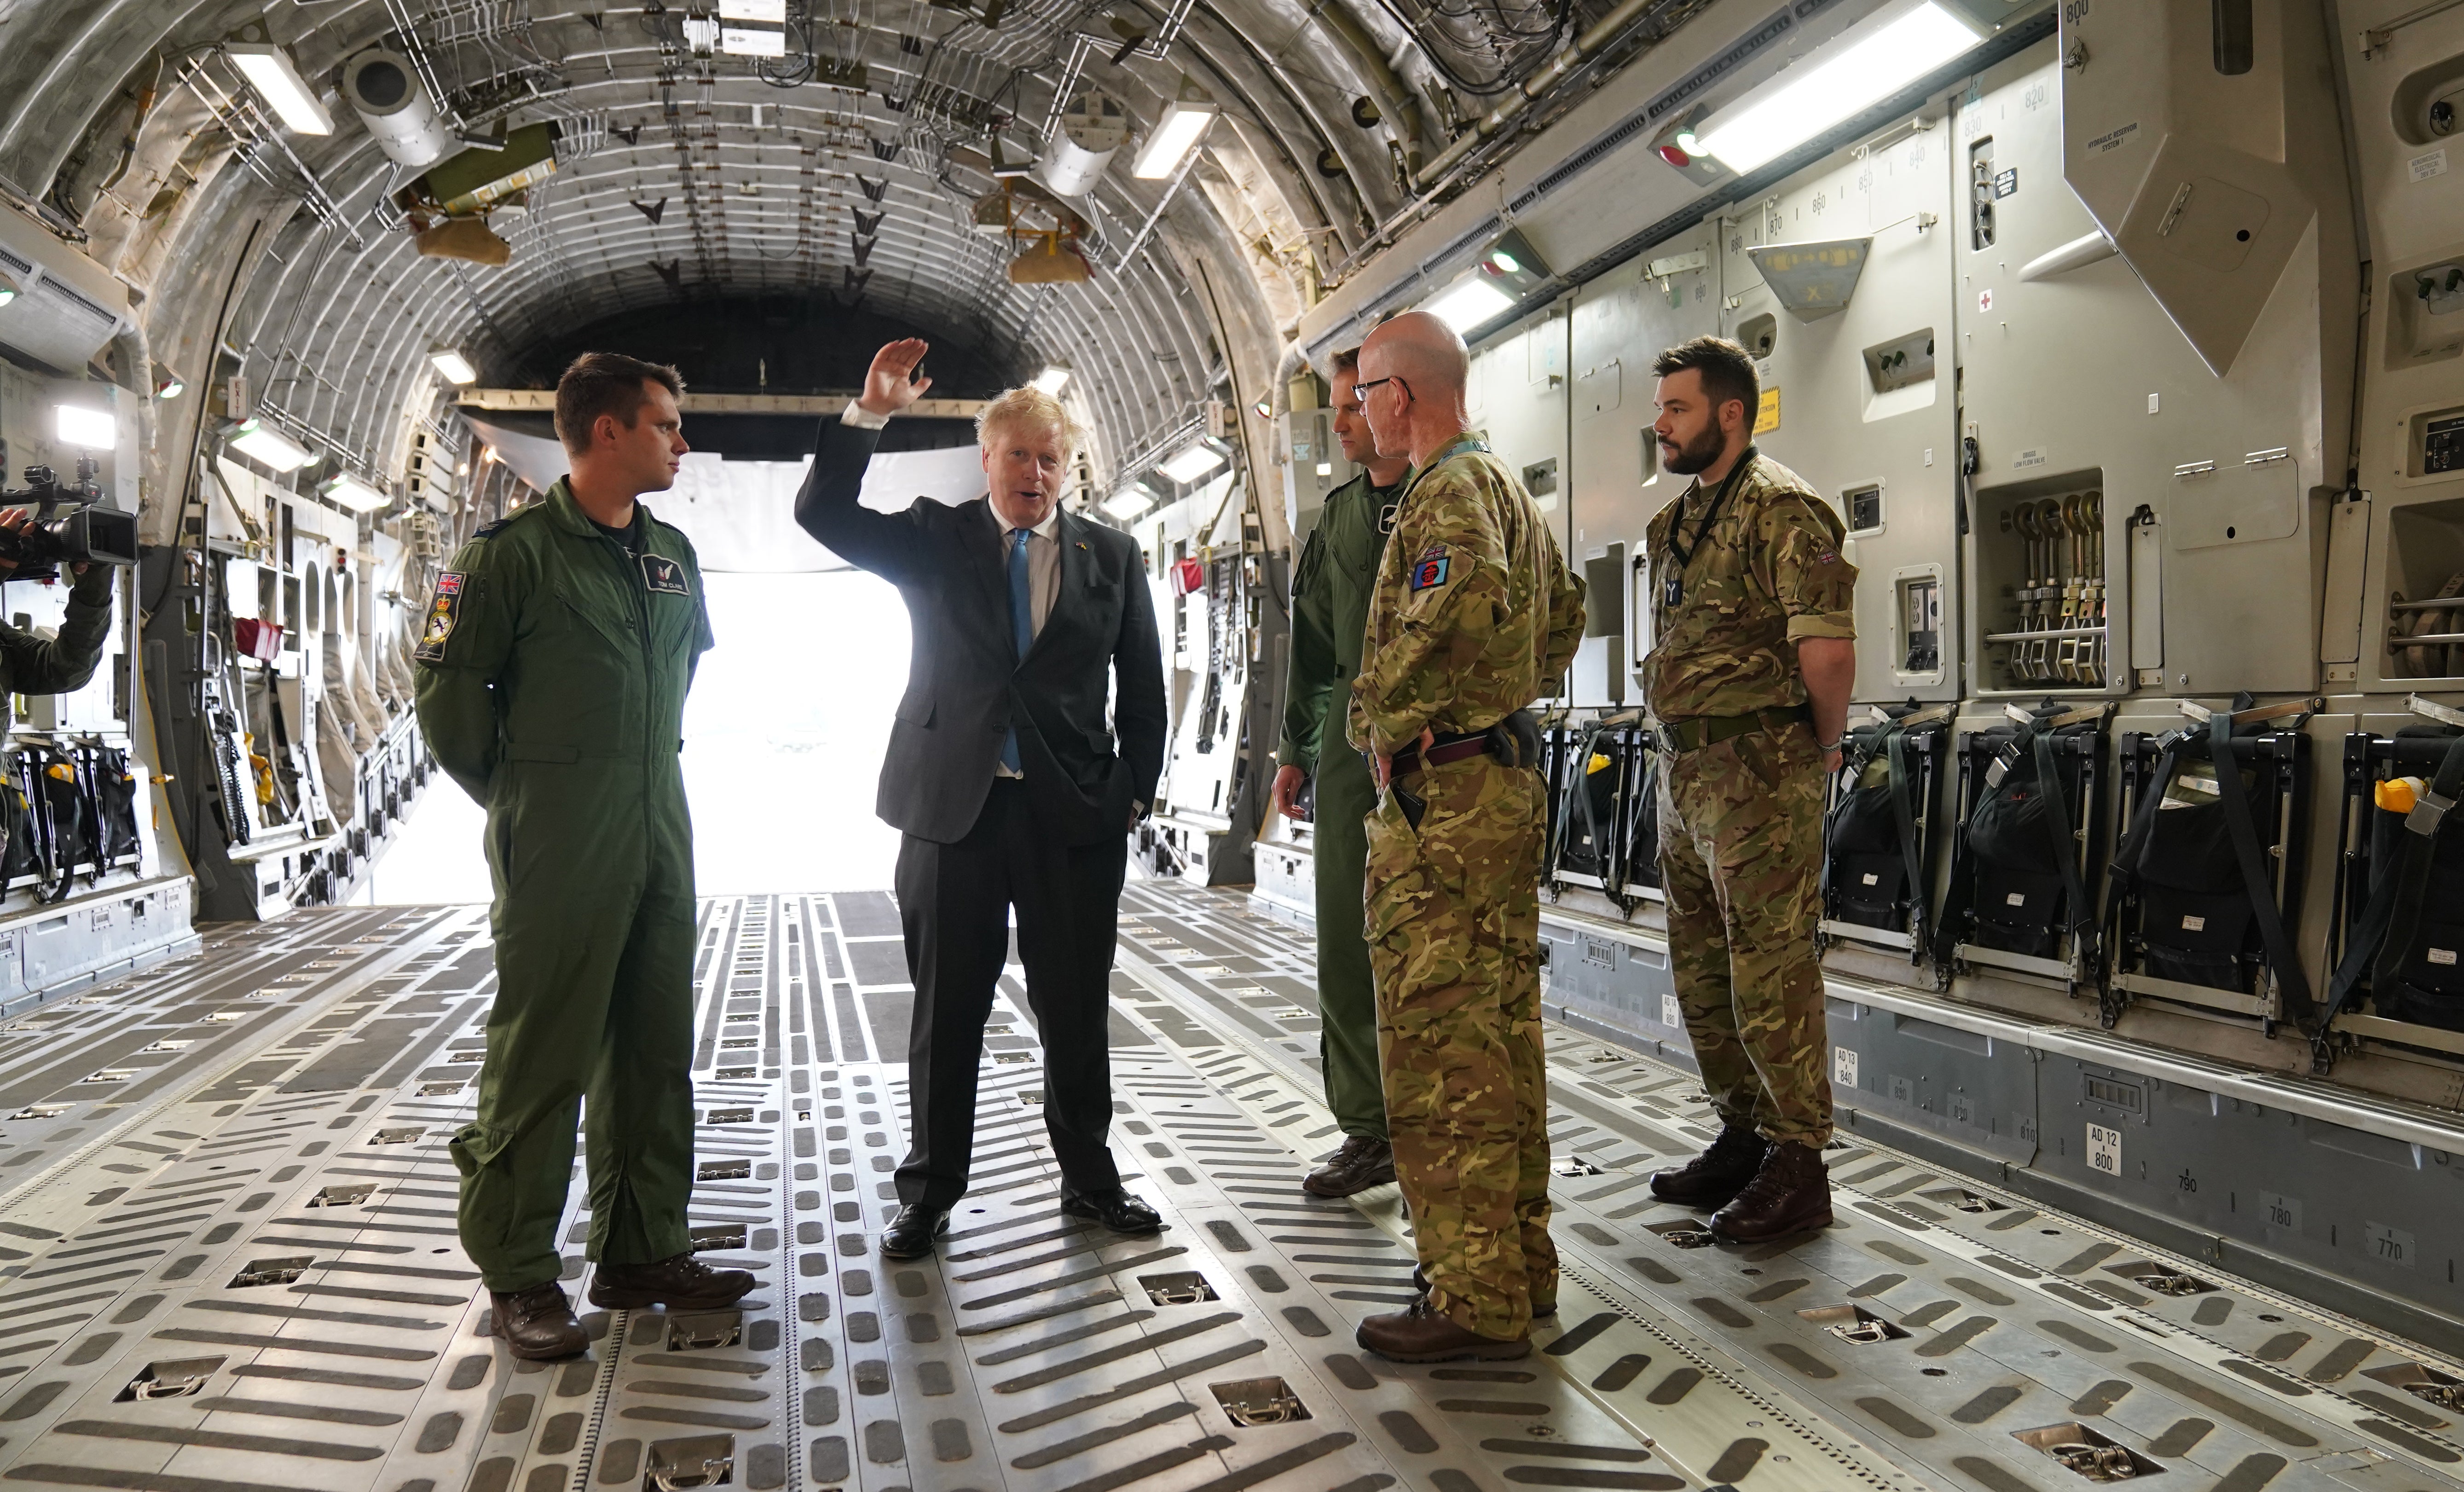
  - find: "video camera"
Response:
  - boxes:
[0,459,139,583]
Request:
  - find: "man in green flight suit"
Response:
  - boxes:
[1272,346,1412,1198]
[1347,311,1585,1363]
[414,353,753,1361]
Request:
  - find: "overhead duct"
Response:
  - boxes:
[0,199,130,373]
[341,49,452,169]
[1036,90,1128,198]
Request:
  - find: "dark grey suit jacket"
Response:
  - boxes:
[794,418,1168,846]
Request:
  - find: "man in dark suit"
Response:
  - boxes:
[796,337,1170,1259]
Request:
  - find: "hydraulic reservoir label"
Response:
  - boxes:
[2087,1121,2123,1177]
[1833,1045,1859,1087]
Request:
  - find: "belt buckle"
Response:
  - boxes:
[2407,787,2455,837]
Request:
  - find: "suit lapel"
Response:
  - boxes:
[1026,514,1088,662]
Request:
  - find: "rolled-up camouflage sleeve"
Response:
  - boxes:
[1348,474,1507,757]
[1758,494,1857,641]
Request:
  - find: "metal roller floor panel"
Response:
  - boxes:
[0,885,2460,1492]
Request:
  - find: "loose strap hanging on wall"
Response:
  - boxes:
[2205,713,2316,1029]
[2033,725,2097,979]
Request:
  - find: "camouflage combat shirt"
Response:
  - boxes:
[1348,436,1586,757]
[1641,448,1857,722]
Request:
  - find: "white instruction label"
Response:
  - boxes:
[2087,1121,2123,1178]
[1661,993,1683,1029]
[2006,891,2028,907]
[2430,948,2458,966]
[1862,872,1880,885]
[1834,1046,1861,1087]
[2411,147,2449,183]
[2181,914,2206,932]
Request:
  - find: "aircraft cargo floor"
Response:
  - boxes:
[2,883,2461,1492]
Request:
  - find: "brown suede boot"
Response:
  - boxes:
[1709,1139,1834,1243]
[1356,1295,1531,1363]
[1648,1125,1768,1209]
[1303,1135,1396,1197]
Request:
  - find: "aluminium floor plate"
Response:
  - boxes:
[0,882,2458,1492]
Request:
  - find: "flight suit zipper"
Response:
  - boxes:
[596,527,659,837]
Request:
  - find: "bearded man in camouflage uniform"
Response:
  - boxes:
[1346,311,1585,1362]
[1642,335,1858,1243]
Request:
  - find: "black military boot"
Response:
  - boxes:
[587,1252,756,1311]
[1303,1135,1396,1197]
[492,1280,588,1360]
[1709,1140,1834,1243]
[1648,1125,1768,1208]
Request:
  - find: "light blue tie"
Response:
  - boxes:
[1001,527,1031,773]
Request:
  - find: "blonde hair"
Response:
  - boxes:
[976,384,1084,458]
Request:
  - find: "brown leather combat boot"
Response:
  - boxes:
[1356,1295,1532,1363]
[1648,1125,1768,1208]
[588,1251,756,1311]
[1709,1139,1834,1243]
[492,1280,588,1361]
[1303,1135,1396,1197]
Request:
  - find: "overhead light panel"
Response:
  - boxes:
[1424,276,1515,333]
[429,348,478,385]
[1688,1,1982,173]
[227,418,316,472]
[53,405,116,449]
[1032,366,1071,395]
[1132,80,1219,179]
[226,40,335,136]
[1102,485,1158,520]
[1159,440,1226,484]
[153,372,186,400]
[322,474,390,512]
[0,271,18,308]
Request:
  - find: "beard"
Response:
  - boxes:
[1659,422,1726,476]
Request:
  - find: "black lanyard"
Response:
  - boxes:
[1660,447,1756,610]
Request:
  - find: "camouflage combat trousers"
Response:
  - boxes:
[1658,721,1834,1146]
[1364,752,1554,1340]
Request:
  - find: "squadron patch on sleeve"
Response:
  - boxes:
[414,573,464,661]
[1409,544,1451,592]
[642,554,692,596]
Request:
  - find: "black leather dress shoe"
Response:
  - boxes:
[588,1252,756,1310]
[880,1205,949,1260]
[1060,1188,1163,1235]
[492,1281,588,1361]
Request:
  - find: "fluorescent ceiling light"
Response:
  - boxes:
[718,0,786,17]
[429,348,478,385]
[1424,276,1516,333]
[1159,441,1226,484]
[322,474,390,513]
[1102,486,1157,520]
[226,41,335,136]
[720,26,787,56]
[53,405,115,449]
[1132,91,1218,179]
[1032,366,1071,395]
[228,419,316,472]
[1689,2,1982,173]
[0,271,18,308]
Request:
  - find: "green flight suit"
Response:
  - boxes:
[412,480,715,1293]
[1278,471,1400,1142]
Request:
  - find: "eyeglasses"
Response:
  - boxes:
[1348,375,1410,406]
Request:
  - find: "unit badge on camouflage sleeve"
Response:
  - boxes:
[1410,544,1450,591]
[414,573,463,661]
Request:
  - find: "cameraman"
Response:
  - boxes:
[0,507,114,700]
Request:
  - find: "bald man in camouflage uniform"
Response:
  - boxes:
[1642,336,1858,1243]
[1347,311,1585,1362]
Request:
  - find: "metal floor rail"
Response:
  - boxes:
[0,885,2457,1492]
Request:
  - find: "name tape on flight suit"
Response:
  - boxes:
[415,573,464,661]
[642,555,691,595]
